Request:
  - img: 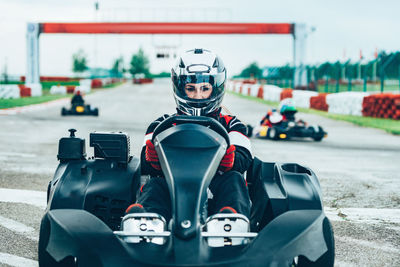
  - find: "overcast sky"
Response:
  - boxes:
[1,0,399,77]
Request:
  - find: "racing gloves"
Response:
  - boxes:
[145,140,161,171]
[218,145,236,173]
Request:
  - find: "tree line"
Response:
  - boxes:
[72,48,169,78]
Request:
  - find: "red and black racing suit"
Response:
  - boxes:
[136,109,253,222]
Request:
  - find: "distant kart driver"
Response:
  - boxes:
[260,98,305,126]
[126,48,253,224]
[71,90,84,106]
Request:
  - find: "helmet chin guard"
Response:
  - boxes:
[171,49,226,116]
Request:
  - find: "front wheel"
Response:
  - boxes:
[38,216,76,267]
[268,127,278,140]
[296,218,335,267]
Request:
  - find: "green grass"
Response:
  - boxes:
[228,91,400,135]
[0,95,68,109]
[0,81,125,109]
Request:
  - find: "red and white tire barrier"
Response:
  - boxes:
[50,85,67,95]
[0,85,20,99]
[292,90,318,108]
[310,93,329,111]
[227,80,400,120]
[326,92,370,116]
[362,93,400,119]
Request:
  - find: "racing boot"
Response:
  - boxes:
[119,203,168,245]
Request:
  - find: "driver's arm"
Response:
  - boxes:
[222,116,253,173]
[140,115,170,176]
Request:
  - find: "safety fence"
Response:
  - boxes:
[227,80,400,120]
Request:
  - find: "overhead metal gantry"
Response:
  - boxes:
[26,22,308,95]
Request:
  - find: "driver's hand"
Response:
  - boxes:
[145,140,161,170]
[218,145,236,173]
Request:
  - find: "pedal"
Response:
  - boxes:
[202,213,256,247]
[116,213,169,245]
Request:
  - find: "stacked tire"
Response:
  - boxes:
[362,93,400,120]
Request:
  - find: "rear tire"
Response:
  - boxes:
[296,218,335,267]
[61,107,67,116]
[246,125,253,137]
[312,126,324,142]
[93,108,99,116]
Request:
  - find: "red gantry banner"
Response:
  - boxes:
[41,22,293,35]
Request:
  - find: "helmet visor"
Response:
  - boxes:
[174,73,225,100]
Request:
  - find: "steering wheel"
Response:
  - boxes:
[152,115,230,147]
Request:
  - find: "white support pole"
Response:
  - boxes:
[26,23,42,96]
[293,23,308,88]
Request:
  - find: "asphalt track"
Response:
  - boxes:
[0,80,399,266]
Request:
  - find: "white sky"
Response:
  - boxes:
[0,0,399,77]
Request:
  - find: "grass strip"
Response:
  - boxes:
[0,95,67,109]
[228,91,400,135]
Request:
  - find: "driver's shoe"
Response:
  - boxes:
[204,206,251,247]
[121,204,167,245]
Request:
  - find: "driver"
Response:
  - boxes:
[126,49,252,223]
[71,90,84,106]
[278,98,297,121]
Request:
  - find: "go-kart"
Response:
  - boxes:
[252,112,327,141]
[38,117,334,267]
[61,103,99,116]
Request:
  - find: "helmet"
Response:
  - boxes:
[171,48,226,116]
[279,98,297,114]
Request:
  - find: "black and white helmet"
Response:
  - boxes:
[171,48,226,116]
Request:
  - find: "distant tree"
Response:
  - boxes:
[278,64,294,79]
[239,62,262,78]
[111,57,124,77]
[130,48,150,77]
[72,49,89,73]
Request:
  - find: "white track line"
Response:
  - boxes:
[0,215,38,241]
[0,188,46,209]
[0,252,37,267]
[325,207,400,224]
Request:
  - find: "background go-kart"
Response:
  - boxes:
[0,81,399,266]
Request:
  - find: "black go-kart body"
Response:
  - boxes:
[39,117,334,267]
[61,103,99,116]
[254,113,327,141]
[262,121,326,141]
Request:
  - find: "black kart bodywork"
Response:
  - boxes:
[61,104,99,116]
[264,121,327,141]
[39,118,334,267]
